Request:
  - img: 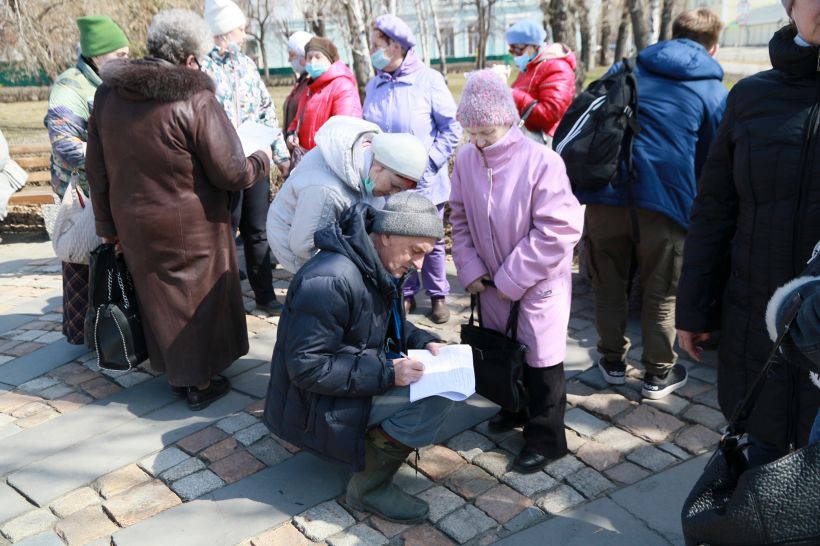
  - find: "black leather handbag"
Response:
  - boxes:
[460,285,529,413]
[681,315,820,546]
[84,244,148,371]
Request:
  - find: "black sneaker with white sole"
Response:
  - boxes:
[641,364,687,400]
[598,357,627,385]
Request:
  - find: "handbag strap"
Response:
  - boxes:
[469,282,522,340]
[518,101,538,128]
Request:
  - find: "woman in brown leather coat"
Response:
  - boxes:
[86,9,271,410]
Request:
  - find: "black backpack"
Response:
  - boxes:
[553,57,640,193]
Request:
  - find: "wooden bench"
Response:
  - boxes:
[7,143,54,205]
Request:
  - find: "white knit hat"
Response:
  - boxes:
[287,31,313,57]
[204,0,246,36]
[371,133,428,182]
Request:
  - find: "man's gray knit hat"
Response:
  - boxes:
[373,192,444,240]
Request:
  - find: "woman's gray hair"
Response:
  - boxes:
[147,9,213,65]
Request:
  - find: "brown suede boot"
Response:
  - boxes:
[430,297,450,324]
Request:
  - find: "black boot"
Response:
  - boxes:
[488,409,527,433]
[514,364,568,473]
[186,376,231,411]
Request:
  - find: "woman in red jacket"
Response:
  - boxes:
[506,20,576,146]
[286,37,362,151]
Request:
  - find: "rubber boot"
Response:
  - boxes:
[345,427,429,523]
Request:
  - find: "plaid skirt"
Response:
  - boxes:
[62,262,89,345]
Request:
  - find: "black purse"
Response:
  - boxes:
[460,282,529,413]
[84,244,148,371]
[681,309,820,546]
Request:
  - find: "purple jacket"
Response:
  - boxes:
[450,126,583,367]
[363,50,462,205]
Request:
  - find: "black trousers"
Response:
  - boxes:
[230,175,274,305]
[502,363,568,458]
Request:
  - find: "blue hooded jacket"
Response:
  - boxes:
[574,38,727,230]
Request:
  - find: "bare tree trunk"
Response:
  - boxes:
[413,0,431,66]
[386,0,398,12]
[474,0,494,69]
[599,8,611,66]
[648,0,661,42]
[628,0,650,51]
[428,0,449,82]
[541,0,551,34]
[341,0,374,98]
[575,0,590,89]
[614,0,631,61]
[549,0,574,45]
[658,0,676,41]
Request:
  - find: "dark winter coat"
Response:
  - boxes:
[86,58,270,386]
[263,203,439,470]
[676,27,820,452]
[574,38,727,230]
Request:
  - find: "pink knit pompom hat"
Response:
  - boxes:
[456,69,519,128]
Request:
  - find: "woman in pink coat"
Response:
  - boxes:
[450,70,583,473]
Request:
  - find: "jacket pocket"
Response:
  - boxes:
[523,277,566,300]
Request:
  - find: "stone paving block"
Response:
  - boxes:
[575,367,610,390]
[472,450,513,479]
[535,485,586,515]
[248,437,292,467]
[0,508,58,542]
[3,341,45,357]
[400,523,456,546]
[200,438,241,463]
[210,451,265,484]
[565,381,597,405]
[81,378,122,400]
[114,372,153,389]
[575,441,621,471]
[15,407,59,428]
[0,423,21,440]
[564,408,609,438]
[293,501,356,541]
[413,445,466,481]
[658,442,691,460]
[437,504,496,544]
[683,404,727,430]
[216,413,258,435]
[244,399,265,418]
[393,464,434,495]
[8,531,64,546]
[55,505,118,545]
[543,455,586,481]
[502,505,545,534]
[234,423,270,447]
[444,464,497,499]
[34,332,63,344]
[500,469,556,498]
[326,523,388,546]
[642,393,690,416]
[688,365,717,383]
[475,484,532,524]
[177,426,229,454]
[62,368,99,387]
[0,390,41,413]
[50,487,101,518]
[10,401,50,419]
[17,376,59,394]
[47,391,93,414]
[0,482,35,526]
[0,340,87,386]
[250,523,316,546]
[138,447,190,476]
[592,426,647,454]
[676,377,712,399]
[0,413,12,426]
[694,387,720,410]
[160,457,206,482]
[565,429,587,453]
[47,363,88,382]
[603,462,651,485]
[473,420,518,443]
[170,470,225,501]
[95,464,151,499]
[498,433,525,456]
[417,485,466,523]
[566,467,615,499]
[575,392,635,419]
[618,404,685,443]
[367,516,411,539]
[37,384,74,400]
[445,430,495,462]
[626,445,677,472]
[104,480,181,527]
[675,424,721,455]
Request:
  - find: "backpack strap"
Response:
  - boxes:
[621,57,642,243]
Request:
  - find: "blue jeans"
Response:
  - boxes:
[368,386,455,448]
[810,409,820,445]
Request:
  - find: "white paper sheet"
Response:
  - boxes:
[408,344,475,402]
[236,121,278,157]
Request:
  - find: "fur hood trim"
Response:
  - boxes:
[765,276,818,341]
[100,58,215,102]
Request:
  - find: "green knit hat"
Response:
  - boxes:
[76,16,128,57]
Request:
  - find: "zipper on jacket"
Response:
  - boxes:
[791,87,820,277]
[477,148,500,272]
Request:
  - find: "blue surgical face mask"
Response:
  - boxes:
[305,61,329,79]
[514,51,535,72]
[227,41,242,55]
[291,58,305,75]
[370,49,390,71]
[362,177,375,197]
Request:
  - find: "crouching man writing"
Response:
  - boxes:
[263,192,454,523]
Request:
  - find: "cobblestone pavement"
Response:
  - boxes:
[0,237,722,546]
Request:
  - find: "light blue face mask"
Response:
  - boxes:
[305,62,329,79]
[514,51,536,72]
[362,177,375,197]
[291,58,305,75]
[371,49,390,71]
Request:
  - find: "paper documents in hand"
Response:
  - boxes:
[236,121,278,157]
[408,344,475,402]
